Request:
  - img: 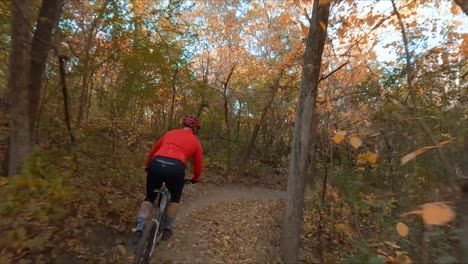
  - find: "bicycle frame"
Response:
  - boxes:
[148,188,171,259]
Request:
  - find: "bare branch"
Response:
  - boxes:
[317,61,349,85]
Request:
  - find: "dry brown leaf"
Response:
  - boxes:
[400,152,417,166]
[349,136,362,149]
[332,131,347,144]
[401,141,451,166]
[396,222,409,237]
[0,177,8,186]
[421,202,455,226]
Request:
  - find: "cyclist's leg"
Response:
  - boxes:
[161,165,185,239]
[134,159,164,237]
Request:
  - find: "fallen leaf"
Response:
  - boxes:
[0,177,8,186]
[396,222,409,237]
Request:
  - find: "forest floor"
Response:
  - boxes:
[63,182,289,264]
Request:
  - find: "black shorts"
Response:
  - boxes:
[145,156,185,203]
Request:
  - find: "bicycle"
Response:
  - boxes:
[132,180,192,264]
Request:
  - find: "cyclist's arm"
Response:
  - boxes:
[191,142,203,183]
[145,136,164,168]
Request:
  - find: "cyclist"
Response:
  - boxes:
[132,115,203,244]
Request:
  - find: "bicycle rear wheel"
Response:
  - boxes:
[133,220,156,264]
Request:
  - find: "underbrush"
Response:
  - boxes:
[0,134,145,263]
[301,167,459,264]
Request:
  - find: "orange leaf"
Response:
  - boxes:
[414,147,428,155]
[300,22,309,37]
[319,21,327,32]
[349,136,362,149]
[421,202,455,226]
[396,222,409,237]
[400,210,422,218]
[438,140,451,146]
[332,131,347,144]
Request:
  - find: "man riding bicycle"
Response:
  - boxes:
[132,115,203,244]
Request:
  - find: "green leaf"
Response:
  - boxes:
[368,256,386,264]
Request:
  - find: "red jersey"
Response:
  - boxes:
[146,128,203,182]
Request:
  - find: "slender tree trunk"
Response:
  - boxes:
[168,68,179,130]
[238,84,278,176]
[77,0,110,125]
[222,65,236,179]
[196,98,208,119]
[460,134,468,262]
[58,55,75,144]
[8,0,33,176]
[280,1,331,262]
[29,0,64,134]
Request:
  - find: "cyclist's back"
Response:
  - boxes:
[132,116,203,245]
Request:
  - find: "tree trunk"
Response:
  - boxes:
[222,65,236,180]
[29,0,64,135]
[280,1,331,263]
[238,82,278,176]
[460,134,468,263]
[168,68,179,130]
[77,0,110,125]
[196,98,208,119]
[7,0,33,176]
[454,0,468,16]
[58,55,75,144]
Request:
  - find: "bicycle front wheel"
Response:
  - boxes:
[133,220,156,264]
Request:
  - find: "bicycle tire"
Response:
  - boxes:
[133,220,156,264]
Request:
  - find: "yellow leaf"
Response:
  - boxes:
[360,104,369,112]
[319,0,331,5]
[395,252,412,264]
[400,152,417,166]
[300,22,309,37]
[396,222,409,237]
[357,152,378,167]
[0,177,8,186]
[349,136,362,149]
[421,202,455,226]
[319,21,327,31]
[332,131,347,144]
[367,152,378,167]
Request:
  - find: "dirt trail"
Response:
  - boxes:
[151,183,285,263]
